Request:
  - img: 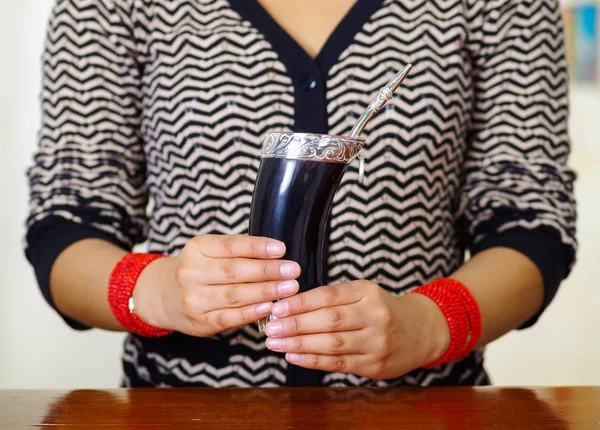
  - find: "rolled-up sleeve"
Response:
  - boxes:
[25,0,148,329]
[459,0,577,327]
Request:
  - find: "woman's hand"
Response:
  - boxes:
[263,280,451,380]
[132,235,301,337]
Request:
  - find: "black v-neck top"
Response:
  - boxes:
[229,0,387,134]
[25,0,576,387]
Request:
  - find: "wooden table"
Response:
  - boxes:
[2,387,599,429]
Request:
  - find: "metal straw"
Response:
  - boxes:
[350,64,412,139]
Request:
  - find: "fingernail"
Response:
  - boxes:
[266,242,285,256]
[266,338,285,351]
[265,321,282,336]
[272,301,288,316]
[256,302,272,315]
[286,353,304,364]
[277,280,298,296]
[280,263,300,278]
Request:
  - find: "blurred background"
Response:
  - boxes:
[0,0,598,388]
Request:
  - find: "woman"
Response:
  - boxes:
[26,0,576,387]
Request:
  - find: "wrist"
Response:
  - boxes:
[108,253,174,337]
[408,292,452,365]
[412,278,482,368]
[132,255,179,330]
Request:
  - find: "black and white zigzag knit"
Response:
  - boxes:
[25,0,577,387]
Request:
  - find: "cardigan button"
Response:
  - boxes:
[299,74,317,91]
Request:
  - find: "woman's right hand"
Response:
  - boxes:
[132,235,300,337]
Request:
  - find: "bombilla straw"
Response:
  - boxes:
[350,64,412,139]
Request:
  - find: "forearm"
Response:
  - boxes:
[47,234,296,337]
[257,245,548,379]
[450,247,544,347]
[50,239,128,331]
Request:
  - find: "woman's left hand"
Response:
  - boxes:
[264,280,450,380]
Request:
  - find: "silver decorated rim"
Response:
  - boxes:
[260,132,365,163]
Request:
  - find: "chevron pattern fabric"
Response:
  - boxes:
[27,0,576,387]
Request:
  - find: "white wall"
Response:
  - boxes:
[1,0,599,389]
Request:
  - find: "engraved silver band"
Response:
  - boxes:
[260,132,364,163]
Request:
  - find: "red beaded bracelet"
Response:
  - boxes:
[456,283,482,357]
[412,278,482,369]
[108,253,174,337]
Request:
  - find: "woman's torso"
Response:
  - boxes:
[122,0,486,387]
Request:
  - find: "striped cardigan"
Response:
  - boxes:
[26,0,576,387]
